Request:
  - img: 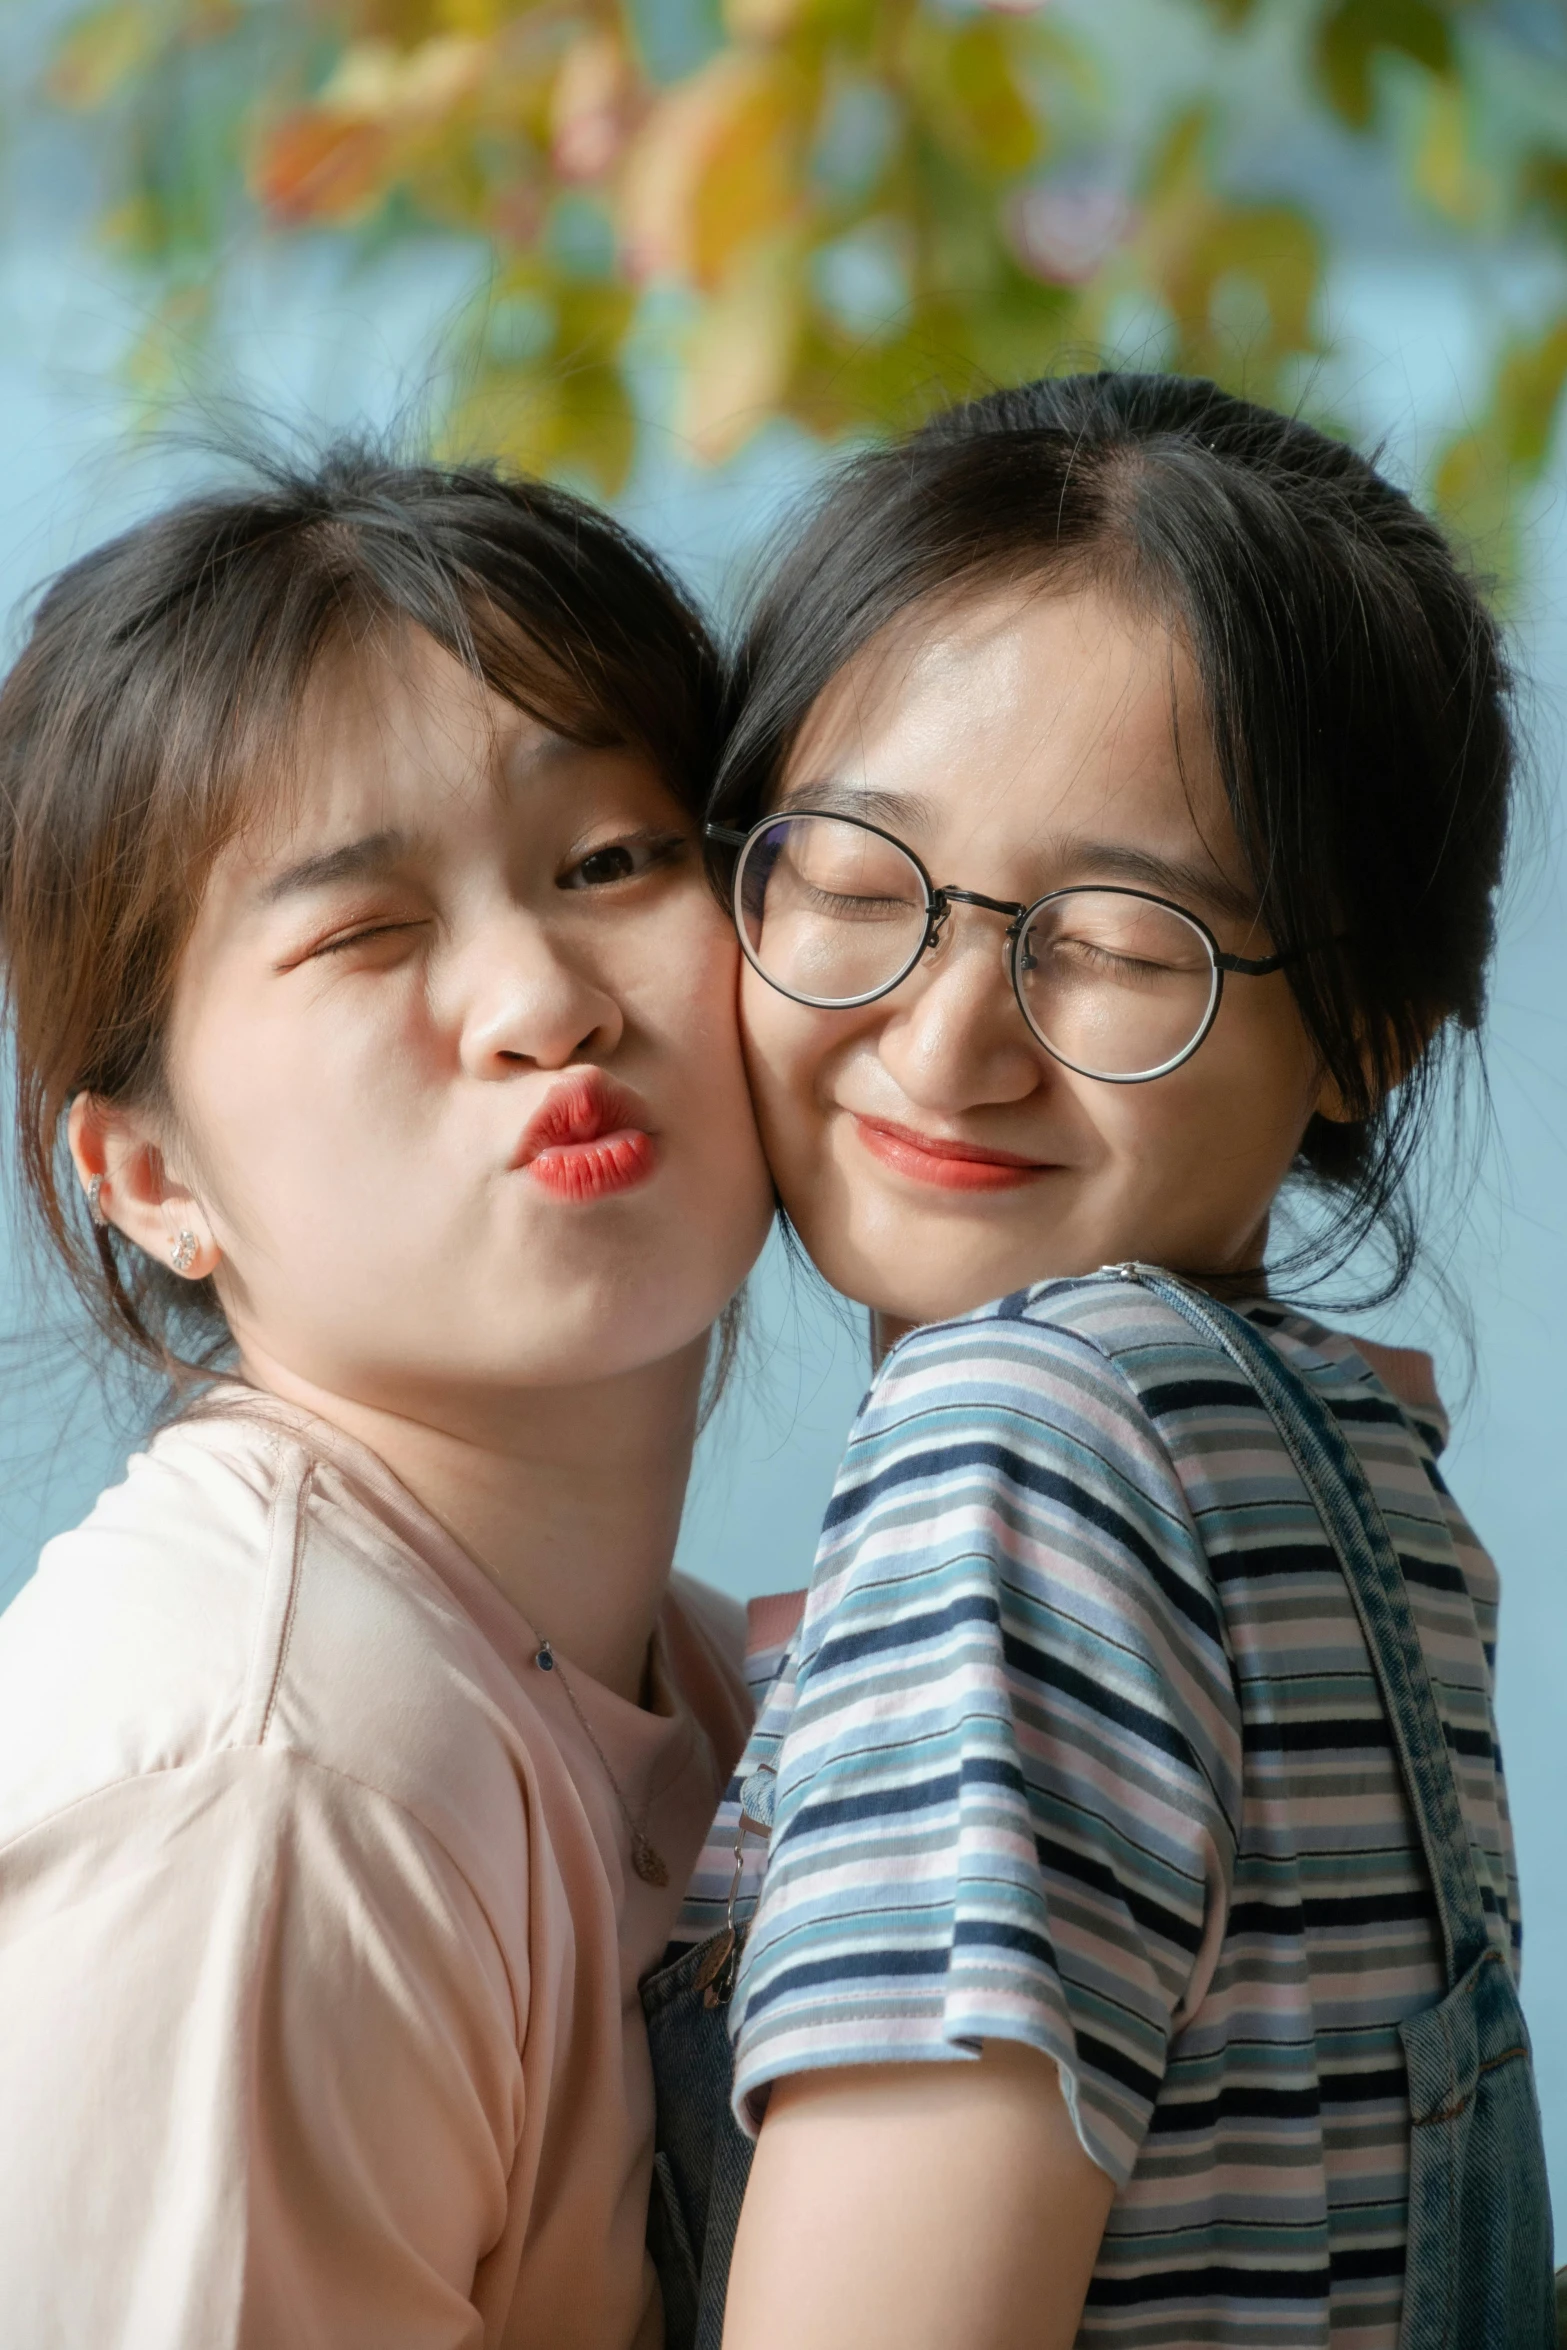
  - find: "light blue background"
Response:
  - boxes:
[1,0,1562,2215]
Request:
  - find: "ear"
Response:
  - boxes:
[67,1093,221,1283]
[1311,1006,1437,1128]
[1310,1065,1362,1126]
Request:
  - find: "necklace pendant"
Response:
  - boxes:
[630,1830,669,1888]
[535,1639,555,1671]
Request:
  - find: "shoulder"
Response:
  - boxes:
[0,1409,524,1884]
[0,1411,306,1837]
[834,1276,1199,1528]
[870,1271,1223,1410]
[807,1278,1229,1677]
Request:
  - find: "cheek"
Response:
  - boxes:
[637,910,745,1084]
[167,966,432,1243]
[737,966,829,1138]
[1095,1004,1319,1193]
[625,916,762,1158]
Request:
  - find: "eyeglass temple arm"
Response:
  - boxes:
[1216,946,1292,976]
[705,823,749,847]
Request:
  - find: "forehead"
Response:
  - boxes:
[783,579,1221,847]
[246,627,533,860]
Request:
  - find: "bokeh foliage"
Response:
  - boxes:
[41,0,1567,568]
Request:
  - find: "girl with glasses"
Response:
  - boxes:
[0,450,777,2347]
[659,374,1553,2350]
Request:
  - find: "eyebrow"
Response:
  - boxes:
[1050,838,1260,926]
[776,778,942,832]
[776,780,1259,926]
[255,828,416,906]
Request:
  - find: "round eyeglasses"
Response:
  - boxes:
[708,810,1294,1085]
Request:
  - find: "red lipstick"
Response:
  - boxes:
[852,1115,1053,1193]
[513,1072,657,1204]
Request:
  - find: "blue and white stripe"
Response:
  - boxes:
[715,1278,1516,2347]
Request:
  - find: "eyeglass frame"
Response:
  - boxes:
[706,808,1300,1086]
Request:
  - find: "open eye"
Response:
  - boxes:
[560,830,688,891]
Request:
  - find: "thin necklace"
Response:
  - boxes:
[534,1638,670,1888]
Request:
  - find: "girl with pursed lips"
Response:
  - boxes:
[0,450,775,2350]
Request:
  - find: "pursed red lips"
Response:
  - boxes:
[512,1070,658,1203]
[851,1113,1059,1192]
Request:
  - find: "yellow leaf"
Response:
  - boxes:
[320,41,403,116]
[691,73,807,287]
[724,0,804,38]
[911,15,1038,180]
[49,2,158,110]
[320,33,485,120]
[439,0,505,32]
[1496,318,1567,475]
[399,33,487,112]
[1413,80,1494,226]
[1184,204,1320,356]
[620,54,808,289]
[1431,427,1516,588]
[451,355,636,495]
[679,246,802,461]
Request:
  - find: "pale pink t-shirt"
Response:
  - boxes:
[0,1388,754,2350]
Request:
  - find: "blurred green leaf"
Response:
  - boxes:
[1521,144,1567,233]
[1433,320,1567,592]
[1316,0,1454,130]
[907,14,1039,181]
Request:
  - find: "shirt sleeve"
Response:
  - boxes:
[0,1746,523,2350]
[729,1305,1244,2188]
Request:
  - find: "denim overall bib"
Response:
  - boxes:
[640,1267,1556,2350]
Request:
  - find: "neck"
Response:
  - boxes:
[231,1336,710,1704]
[867,1218,1273,1370]
[870,1309,912,1370]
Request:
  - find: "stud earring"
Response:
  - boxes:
[169,1229,199,1276]
[86,1175,107,1228]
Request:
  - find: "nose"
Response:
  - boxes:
[876,910,1046,1113]
[456,912,624,1078]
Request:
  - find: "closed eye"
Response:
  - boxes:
[308,918,430,960]
[798,882,920,921]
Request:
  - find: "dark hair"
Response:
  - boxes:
[0,442,724,1372]
[712,371,1514,1302]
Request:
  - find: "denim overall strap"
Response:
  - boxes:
[1116,1265,1491,1985]
[1115,1266,1553,2350]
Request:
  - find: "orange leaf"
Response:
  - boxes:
[252,110,393,225]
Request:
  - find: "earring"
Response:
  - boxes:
[86,1175,107,1228]
[169,1229,199,1276]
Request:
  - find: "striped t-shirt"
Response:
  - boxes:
[718,1277,1519,2348]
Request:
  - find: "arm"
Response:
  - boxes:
[723,1310,1242,2338]
[724,2045,1115,2350]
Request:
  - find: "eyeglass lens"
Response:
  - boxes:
[735,813,1221,1081]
